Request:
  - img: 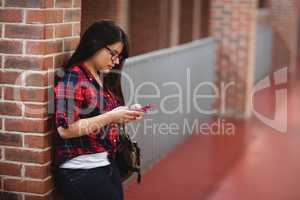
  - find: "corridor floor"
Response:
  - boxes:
[124,67,300,200]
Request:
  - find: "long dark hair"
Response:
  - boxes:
[65,20,129,105]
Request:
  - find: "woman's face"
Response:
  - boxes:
[92,41,124,73]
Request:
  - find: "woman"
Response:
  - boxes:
[53,20,144,200]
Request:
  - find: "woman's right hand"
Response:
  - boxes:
[108,106,144,124]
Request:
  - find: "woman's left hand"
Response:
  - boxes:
[129,104,144,121]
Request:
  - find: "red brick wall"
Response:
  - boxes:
[2,0,286,198]
[0,0,81,199]
[270,0,299,71]
[210,0,258,118]
[0,1,212,198]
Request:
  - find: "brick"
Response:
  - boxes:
[5,148,51,164]
[54,52,71,68]
[45,0,54,8]
[0,40,22,54]
[24,104,49,118]
[5,0,53,8]
[44,25,54,39]
[5,25,45,39]
[26,40,63,55]
[24,134,52,148]
[26,10,63,24]
[0,162,22,176]
[64,9,81,22]
[271,0,298,70]
[25,73,49,87]
[209,0,257,117]
[25,163,51,179]
[24,192,55,200]
[0,71,22,85]
[63,37,79,51]
[55,24,72,38]
[4,87,49,102]
[0,9,23,23]
[5,118,51,133]
[73,0,81,8]
[55,0,72,8]
[4,56,53,70]
[4,177,53,194]
[72,22,81,36]
[0,102,22,116]
[0,132,22,147]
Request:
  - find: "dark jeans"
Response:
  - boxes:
[55,159,123,200]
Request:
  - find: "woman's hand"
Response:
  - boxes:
[108,106,144,124]
[129,104,144,120]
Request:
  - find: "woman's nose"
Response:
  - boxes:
[114,58,120,65]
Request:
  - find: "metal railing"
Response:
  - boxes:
[121,38,217,170]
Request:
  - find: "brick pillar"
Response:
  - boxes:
[270,0,299,72]
[81,0,129,35]
[0,0,81,199]
[129,0,171,55]
[298,3,300,60]
[210,0,258,118]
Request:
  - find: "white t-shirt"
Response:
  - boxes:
[59,151,110,169]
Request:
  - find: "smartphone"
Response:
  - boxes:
[133,104,155,113]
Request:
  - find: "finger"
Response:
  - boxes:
[124,117,136,123]
[135,116,143,120]
[124,114,136,120]
[135,111,145,117]
[127,113,144,121]
[127,110,144,116]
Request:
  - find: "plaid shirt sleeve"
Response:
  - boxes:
[54,71,85,129]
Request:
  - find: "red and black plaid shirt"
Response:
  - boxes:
[53,63,121,168]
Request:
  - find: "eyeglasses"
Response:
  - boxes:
[104,46,122,62]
